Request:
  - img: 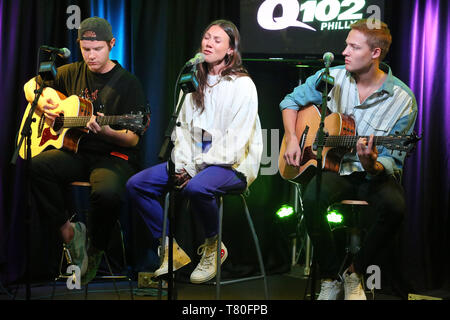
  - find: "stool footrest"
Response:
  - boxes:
[341,200,369,205]
[96,275,130,280]
[212,275,265,286]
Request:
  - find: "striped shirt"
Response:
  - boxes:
[280,63,417,178]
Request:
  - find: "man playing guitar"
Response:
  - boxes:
[280,19,417,300]
[23,17,148,285]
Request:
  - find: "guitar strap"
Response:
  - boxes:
[97,66,126,109]
[96,66,129,161]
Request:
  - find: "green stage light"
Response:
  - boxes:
[327,210,344,224]
[276,205,295,219]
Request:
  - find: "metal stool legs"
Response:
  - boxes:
[84,220,134,300]
[156,192,171,300]
[216,195,269,300]
[336,200,369,277]
[52,182,133,299]
[51,245,77,299]
[159,192,269,300]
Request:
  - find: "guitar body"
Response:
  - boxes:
[17,87,93,159]
[278,104,356,185]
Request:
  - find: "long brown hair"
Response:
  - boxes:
[192,20,248,111]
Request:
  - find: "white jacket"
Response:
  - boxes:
[171,74,263,186]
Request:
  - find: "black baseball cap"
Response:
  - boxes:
[78,17,113,41]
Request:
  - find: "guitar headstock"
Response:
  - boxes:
[117,111,150,135]
[385,132,422,156]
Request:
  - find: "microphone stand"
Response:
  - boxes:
[158,63,198,300]
[10,51,57,300]
[309,61,334,300]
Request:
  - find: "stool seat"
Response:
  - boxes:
[70,181,91,187]
[341,200,369,205]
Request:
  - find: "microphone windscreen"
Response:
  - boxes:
[194,52,205,64]
[323,52,334,62]
[61,48,71,58]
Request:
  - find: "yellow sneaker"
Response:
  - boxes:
[154,238,191,278]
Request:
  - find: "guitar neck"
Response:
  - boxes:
[60,116,124,128]
[323,135,398,148]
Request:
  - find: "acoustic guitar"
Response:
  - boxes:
[278,104,419,185]
[17,87,149,159]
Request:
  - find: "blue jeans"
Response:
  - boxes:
[126,162,247,239]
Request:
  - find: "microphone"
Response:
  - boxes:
[185,53,205,67]
[322,52,334,68]
[316,52,335,92]
[40,45,71,59]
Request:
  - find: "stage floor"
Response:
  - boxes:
[0,266,401,301]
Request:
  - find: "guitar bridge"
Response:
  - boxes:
[299,126,309,151]
[37,115,45,138]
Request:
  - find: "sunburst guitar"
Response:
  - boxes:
[17,87,150,159]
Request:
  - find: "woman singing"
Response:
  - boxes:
[126,20,262,284]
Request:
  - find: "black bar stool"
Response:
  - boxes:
[331,200,369,277]
[159,190,269,300]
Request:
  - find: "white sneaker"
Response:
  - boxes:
[317,279,343,300]
[190,237,228,284]
[154,238,191,278]
[343,271,367,300]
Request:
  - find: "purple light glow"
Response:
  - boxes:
[424,1,439,91]
[0,0,4,77]
[408,0,448,160]
[446,8,450,136]
[409,1,423,168]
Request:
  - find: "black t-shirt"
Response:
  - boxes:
[43,60,147,169]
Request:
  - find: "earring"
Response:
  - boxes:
[227,53,233,63]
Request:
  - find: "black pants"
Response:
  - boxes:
[302,171,405,279]
[30,148,136,251]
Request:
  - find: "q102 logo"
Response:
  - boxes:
[257,0,381,31]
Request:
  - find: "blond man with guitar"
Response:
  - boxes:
[279,20,417,300]
[22,17,148,285]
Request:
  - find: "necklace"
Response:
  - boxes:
[206,75,222,88]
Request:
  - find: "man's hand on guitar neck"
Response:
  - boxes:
[356,134,384,176]
[86,112,105,134]
[86,112,140,148]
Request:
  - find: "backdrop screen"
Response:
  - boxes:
[240,0,385,58]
